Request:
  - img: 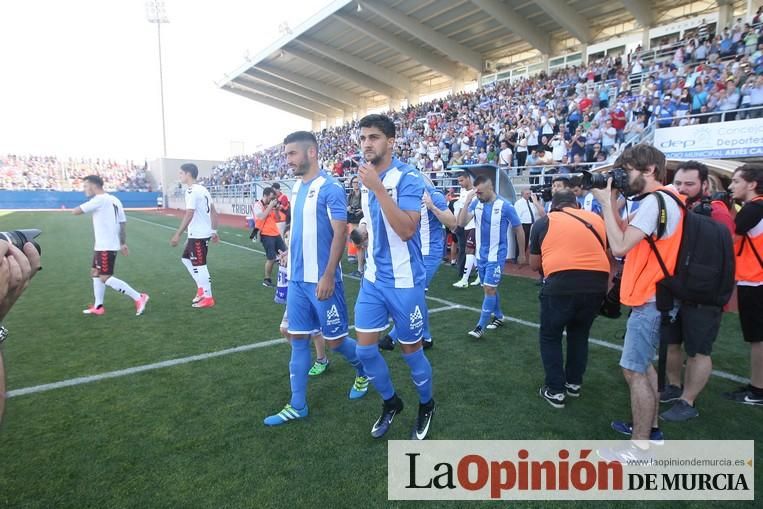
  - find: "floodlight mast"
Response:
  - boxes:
[146,0,169,158]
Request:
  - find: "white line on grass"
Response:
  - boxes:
[7,305,460,398]
[128,215,752,387]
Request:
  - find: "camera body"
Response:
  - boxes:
[581,168,630,194]
[530,184,552,203]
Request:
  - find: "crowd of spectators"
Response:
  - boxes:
[203,15,763,191]
[0,155,152,192]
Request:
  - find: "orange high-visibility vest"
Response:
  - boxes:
[541,209,610,277]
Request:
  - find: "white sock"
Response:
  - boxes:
[93,278,106,307]
[181,258,196,280]
[463,254,476,281]
[196,265,212,297]
[105,276,141,301]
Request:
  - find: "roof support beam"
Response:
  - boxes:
[534,0,592,43]
[358,1,482,72]
[471,0,551,55]
[294,37,411,93]
[223,86,322,120]
[232,77,340,117]
[333,13,464,78]
[283,46,399,98]
[256,64,360,108]
[243,68,349,111]
[619,0,654,28]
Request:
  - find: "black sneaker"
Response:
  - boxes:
[378,334,395,351]
[371,394,404,439]
[411,399,436,440]
[565,383,581,398]
[486,317,504,330]
[423,339,433,350]
[660,384,682,403]
[539,386,566,408]
[468,325,484,338]
[722,385,763,406]
[262,278,275,288]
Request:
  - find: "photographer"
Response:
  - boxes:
[591,145,682,449]
[529,191,609,408]
[254,187,287,288]
[0,240,42,424]
[724,164,763,406]
[660,161,734,420]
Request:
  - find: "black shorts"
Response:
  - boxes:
[465,228,476,250]
[664,303,722,356]
[261,234,287,261]
[92,251,117,276]
[182,238,210,266]
[738,285,763,342]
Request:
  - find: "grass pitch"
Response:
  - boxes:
[0,210,760,509]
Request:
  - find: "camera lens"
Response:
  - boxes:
[0,229,42,255]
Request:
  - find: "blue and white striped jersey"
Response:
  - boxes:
[470,197,521,263]
[361,158,425,288]
[288,172,347,283]
[420,183,448,257]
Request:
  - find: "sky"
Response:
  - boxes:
[0,0,332,162]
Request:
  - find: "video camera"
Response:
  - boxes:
[530,184,552,202]
[0,229,42,255]
[581,168,630,195]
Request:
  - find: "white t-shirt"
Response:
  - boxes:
[514,197,538,224]
[499,147,513,166]
[185,183,214,239]
[629,190,682,239]
[79,193,126,251]
[454,187,475,230]
[550,138,565,161]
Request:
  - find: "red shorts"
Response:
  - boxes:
[92,251,117,276]
[182,238,210,266]
[465,228,476,250]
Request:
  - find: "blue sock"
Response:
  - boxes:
[479,294,497,328]
[356,344,395,400]
[288,338,311,410]
[388,326,397,343]
[493,292,504,319]
[403,349,433,404]
[330,336,365,377]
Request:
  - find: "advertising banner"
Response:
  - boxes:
[653,118,763,159]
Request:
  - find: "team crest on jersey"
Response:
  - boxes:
[326,304,341,327]
[493,207,500,214]
[308,189,316,198]
[409,305,424,330]
[385,187,395,197]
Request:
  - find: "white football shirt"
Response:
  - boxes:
[185,183,214,239]
[79,193,126,251]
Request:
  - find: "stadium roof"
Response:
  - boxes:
[219,0,703,123]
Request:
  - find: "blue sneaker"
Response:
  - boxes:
[611,420,664,445]
[349,376,369,400]
[263,404,308,426]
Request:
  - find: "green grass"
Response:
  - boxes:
[0,210,760,509]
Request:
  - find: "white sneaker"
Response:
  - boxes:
[452,279,468,288]
[470,278,482,286]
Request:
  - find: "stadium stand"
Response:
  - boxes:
[205,18,763,191]
[0,155,152,191]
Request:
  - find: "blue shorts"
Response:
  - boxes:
[423,254,442,288]
[286,280,348,340]
[620,302,677,374]
[477,260,504,287]
[354,279,428,344]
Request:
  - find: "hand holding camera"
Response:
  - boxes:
[0,230,42,321]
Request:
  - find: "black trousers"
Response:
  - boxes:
[539,292,604,393]
[455,226,467,275]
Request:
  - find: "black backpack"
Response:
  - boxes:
[647,190,735,308]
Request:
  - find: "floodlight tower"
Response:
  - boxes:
[146,0,169,158]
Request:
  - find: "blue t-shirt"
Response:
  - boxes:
[421,184,448,258]
[469,197,521,263]
[288,172,347,284]
[361,159,426,288]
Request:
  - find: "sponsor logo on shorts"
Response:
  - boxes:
[493,265,502,278]
[326,304,341,328]
[410,305,424,330]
